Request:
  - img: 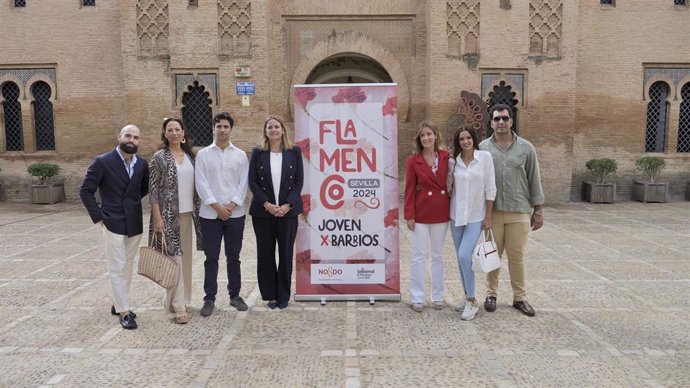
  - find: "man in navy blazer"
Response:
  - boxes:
[80,125,149,330]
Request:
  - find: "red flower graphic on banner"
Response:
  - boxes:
[294,138,310,161]
[296,249,312,273]
[301,194,311,217]
[384,208,399,228]
[295,87,316,107]
[331,87,367,103]
[382,96,397,116]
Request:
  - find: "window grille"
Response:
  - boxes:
[678,83,690,152]
[675,0,686,6]
[600,0,614,5]
[645,81,670,152]
[83,0,96,6]
[181,81,213,146]
[14,0,26,7]
[486,80,519,136]
[2,82,24,151]
[31,81,56,151]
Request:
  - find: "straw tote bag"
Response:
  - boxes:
[138,233,178,289]
[471,229,502,273]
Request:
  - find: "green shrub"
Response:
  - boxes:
[635,156,665,183]
[27,163,60,184]
[585,158,617,184]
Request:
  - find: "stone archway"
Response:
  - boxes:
[306,53,393,84]
[290,31,410,122]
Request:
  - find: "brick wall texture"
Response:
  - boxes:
[0,0,689,203]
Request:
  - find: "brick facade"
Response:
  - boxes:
[1,0,689,203]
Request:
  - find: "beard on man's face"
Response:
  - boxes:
[119,142,138,154]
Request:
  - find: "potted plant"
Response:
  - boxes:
[582,158,617,203]
[27,162,65,204]
[633,156,668,203]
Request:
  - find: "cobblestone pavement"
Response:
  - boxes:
[0,200,689,387]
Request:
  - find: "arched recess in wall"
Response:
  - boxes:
[180,80,214,147]
[290,32,410,122]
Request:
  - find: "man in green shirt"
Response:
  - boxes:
[479,104,544,317]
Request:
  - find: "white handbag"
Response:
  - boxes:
[471,229,501,273]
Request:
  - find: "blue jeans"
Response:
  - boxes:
[449,220,483,300]
[200,216,245,301]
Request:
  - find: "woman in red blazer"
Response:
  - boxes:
[404,121,450,312]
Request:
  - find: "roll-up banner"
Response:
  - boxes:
[293,84,400,302]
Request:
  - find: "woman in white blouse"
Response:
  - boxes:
[447,125,496,320]
[149,118,202,324]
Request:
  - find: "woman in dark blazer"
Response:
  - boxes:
[404,120,451,313]
[248,115,304,310]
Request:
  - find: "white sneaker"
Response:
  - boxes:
[411,303,424,312]
[432,301,445,310]
[454,299,466,312]
[461,301,479,321]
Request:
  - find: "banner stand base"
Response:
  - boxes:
[295,294,401,304]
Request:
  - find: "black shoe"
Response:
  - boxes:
[278,301,288,310]
[230,296,249,311]
[119,313,138,330]
[513,300,536,317]
[267,301,279,310]
[200,300,215,317]
[484,296,497,313]
[111,305,137,318]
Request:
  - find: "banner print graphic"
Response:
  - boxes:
[293,84,400,299]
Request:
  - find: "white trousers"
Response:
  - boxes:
[165,212,193,314]
[409,222,448,304]
[103,228,142,314]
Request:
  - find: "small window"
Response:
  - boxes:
[31,81,56,151]
[181,81,213,146]
[188,0,198,6]
[2,82,25,151]
[678,83,690,152]
[14,0,26,7]
[600,0,615,5]
[675,0,687,6]
[83,0,95,6]
[486,81,520,135]
[645,81,670,152]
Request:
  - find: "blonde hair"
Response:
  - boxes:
[260,115,293,151]
[413,120,441,154]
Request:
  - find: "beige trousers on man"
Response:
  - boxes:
[485,211,531,302]
[165,212,193,313]
[103,228,142,314]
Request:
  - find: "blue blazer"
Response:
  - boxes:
[248,146,304,218]
[80,149,150,237]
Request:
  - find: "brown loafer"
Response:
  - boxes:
[484,296,497,312]
[513,300,536,317]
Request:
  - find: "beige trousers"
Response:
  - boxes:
[165,212,193,313]
[485,211,531,302]
[103,228,142,314]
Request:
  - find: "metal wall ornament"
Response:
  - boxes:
[446,91,489,153]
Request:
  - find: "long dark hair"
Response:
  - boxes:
[452,125,480,160]
[160,117,195,158]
